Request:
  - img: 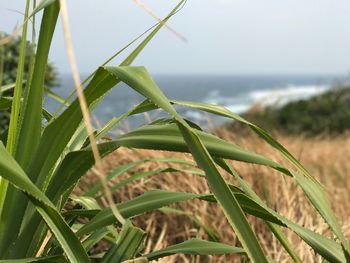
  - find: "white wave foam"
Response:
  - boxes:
[225,104,252,114]
[199,84,329,119]
[185,110,206,121]
[249,84,328,107]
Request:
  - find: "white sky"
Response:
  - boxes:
[1,0,350,75]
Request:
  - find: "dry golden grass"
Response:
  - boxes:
[77,128,350,262]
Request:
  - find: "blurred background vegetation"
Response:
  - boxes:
[0,32,58,132]
[227,84,350,136]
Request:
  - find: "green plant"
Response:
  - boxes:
[0,1,349,262]
[229,85,350,136]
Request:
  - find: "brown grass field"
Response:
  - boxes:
[77,127,350,262]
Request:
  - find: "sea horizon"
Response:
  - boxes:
[46,72,350,132]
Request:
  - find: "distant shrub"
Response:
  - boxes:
[229,85,350,136]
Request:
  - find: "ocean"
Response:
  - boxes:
[45,74,347,132]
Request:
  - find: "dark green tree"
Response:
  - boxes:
[0,32,59,132]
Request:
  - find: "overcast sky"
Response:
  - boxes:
[1,0,350,75]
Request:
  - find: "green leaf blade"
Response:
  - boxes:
[146,238,245,261]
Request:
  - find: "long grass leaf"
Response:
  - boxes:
[0,2,60,255]
[177,123,268,263]
[102,220,145,263]
[77,190,204,236]
[169,100,350,257]
[52,0,185,118]
[82,228,110,252]
[31,0,57,17]
[145,238,245,261]
[0,255,65,263]
[217,159,346,263]
[0,82,19,93]
[0,0,31,239]
[23,5,183,226]
[87,66,273,261]
[115,122,283,169]
[16,1,60,168]
[6,0,30,155]
[135,98,350,258]
[16,99,169,254]
[0,143,89,262]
